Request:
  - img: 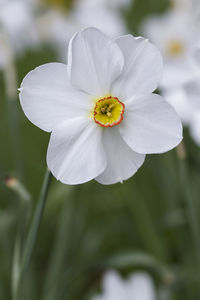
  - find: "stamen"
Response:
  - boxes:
[101,107,107,113]
[109,104,115,109]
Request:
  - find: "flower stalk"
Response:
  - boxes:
[14,169,52,300]
[177,143,200,267]
[5,175,32,300]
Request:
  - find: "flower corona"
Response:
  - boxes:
[94,96,125,127]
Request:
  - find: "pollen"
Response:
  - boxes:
[167,40,185,56]
[94,96,125,127]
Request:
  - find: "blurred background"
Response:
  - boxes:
[1,0,200,299]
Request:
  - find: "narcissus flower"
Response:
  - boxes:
[141,10,199,89]
[164,46,200,145]
[19,28,182,185]
[91,270,156,300]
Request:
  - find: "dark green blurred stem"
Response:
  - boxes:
[14,169,52,300]
[5,176,32,299]
[177,144,200,268]
[2,31,24,177]
[43,187,77,300]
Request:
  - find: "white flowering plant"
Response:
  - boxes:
[1,1,200,300]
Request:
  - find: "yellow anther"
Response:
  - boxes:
[109,104,115,109]
[101,107,107,113]
[107,112,112,117]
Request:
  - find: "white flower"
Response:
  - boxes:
[91,270,156,300]
[142,7,200,145]
[37,10,76,60]
[37,3,127,61]
[163,88,193,126]
[0,0,39,56]
[182,50,200,144]
[165,88,200,145]
[164,45,200,145]
[141,10,199,89]
[19,28,182,185]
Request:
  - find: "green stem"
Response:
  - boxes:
[8,177,32,300]
[14,169,52,300]
[177,144,200,297]
[178,158,200,259]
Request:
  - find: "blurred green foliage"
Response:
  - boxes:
[1,0,200,299]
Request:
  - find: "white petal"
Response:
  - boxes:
[111,35,163,100]
[127,272,156,300]
[47,117,106,185]
[19,63,91,132]
[68,27,124,98]
[95,127,145,184]
[103,270,124,292]
[102,271,126,299]
[119,94,183,154]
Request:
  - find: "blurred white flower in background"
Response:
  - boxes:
[72,0,127,36]
[0,0,39,59]
[164,86,200,145]
[0,0,130,65]
[141,10,199,89]
[37,9,76,60]
[19,28,182,185]
[163,89,192,126]
[180,47,200,144]
[37,0,128,61]
[141,2,200,145]
[92,270,156,300]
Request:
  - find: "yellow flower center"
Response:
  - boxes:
[167,40,185,57]
[94,96,125,128]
